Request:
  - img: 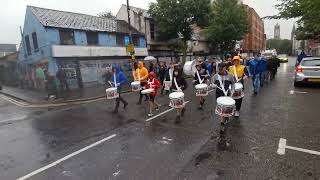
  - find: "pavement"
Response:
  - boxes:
[0,57,319,180]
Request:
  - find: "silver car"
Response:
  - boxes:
[294,57,320,86]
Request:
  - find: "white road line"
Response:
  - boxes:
[277,138,320,156]
[17,134,117,180]
[289,90,308,95]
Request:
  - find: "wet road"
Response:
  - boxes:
[0,57,319,180]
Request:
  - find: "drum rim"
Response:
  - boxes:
[169,92,185,99]
[131,81,141,85]
[195,83,208,89]
[216,96,236,105]
[106,87,118,91]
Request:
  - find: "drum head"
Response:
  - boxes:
[131,81,140,85]
[235,83,243,90]
[169,92,185,99]
[106,87,117,92]
[217,96,235,106]
[195,83,208,89]
[141,89,154,94]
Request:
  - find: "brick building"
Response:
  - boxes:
[241,5,266,53]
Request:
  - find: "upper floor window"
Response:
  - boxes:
[59,30,75,45]
[116,34,125,46]
[86,32,99,45]
[25,35,32,55]
[32,32,39,51]
[132,36,140,47]
[150,21,155,40]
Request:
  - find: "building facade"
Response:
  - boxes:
[19,6,147,89]
[241,5,266,53]
[0,44,16,57]
[274,23,281,40]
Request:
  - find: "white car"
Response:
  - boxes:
[294,57,320,86]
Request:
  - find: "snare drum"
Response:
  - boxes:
[169,92,185,108]
[195,83,208,97]
[183,60,197,76]
[215,96,235,117]
[106,87,119,100]
[232,82,244,99]
[141,88,154,95]
[163,80,172,90]
[131,81,141,92]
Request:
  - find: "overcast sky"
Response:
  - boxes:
[0,0,295,44]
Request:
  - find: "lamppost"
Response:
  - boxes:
[126,0,136,78]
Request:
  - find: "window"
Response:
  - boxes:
[32,32,39,51]
[25,35,32,55]
[116,34,125,46]
[86,32,99,45]
[59,30,75,45]
[132,36,140,47]
[150,21,155,40]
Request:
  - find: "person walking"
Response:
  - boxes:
[296,50,306,66]
[56,67,70,97]
[229,56,249,117]
[158,62,167,95]
[259,56,267,87]
[145,72,161,117]
[171,66,188,124]
[246,54,261,95]
[211,63,235,142]
[111,64,128,113]
[194,64,209,109]
[35,65,45,90]
[134,61,149,104]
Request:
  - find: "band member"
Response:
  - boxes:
[145,72,161,117]
[157,62,167,95]
[171,66,188,124]
[229,56,249,117]
[211,63,235,140]
[194,64,209,109]
[134,61,149,104]
[111,64,128,113]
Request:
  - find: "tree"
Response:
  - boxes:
[273,0,320,40]
[267,39,292,55]
[98,11,116,19]
[205,0,248,56]
[149,0,211,64]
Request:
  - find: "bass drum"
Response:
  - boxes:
[183,60,197,76]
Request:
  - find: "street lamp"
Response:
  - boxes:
[126,0,136,78]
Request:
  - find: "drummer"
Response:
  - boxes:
[171,66,188,124]
[194,64,209,109]
[145,72,161,117]
[229,56,249,117]
[134,61,149,104]
[111,64,128,114]
[211,63,235,137]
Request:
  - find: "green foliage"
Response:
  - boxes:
[148,0,211,42]
[204,0,248,54]
[267,39,292,55]
[274,0,320,40]
[98,11,115,19]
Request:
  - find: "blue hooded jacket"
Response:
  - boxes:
[246,58,260,75]
[258,58,267,73]
[111,64,127,87]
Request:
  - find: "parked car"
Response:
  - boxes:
[277,54,288,63]
[294,57,320,86]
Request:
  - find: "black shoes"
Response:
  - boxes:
[174,116,181,124]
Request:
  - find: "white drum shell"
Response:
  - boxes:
[183,60,197,76]
[141,89,154,94]
[215,96,235,117]
[131,81,141,92]
[169,92,185,108]
[233,83,244,99]
[164,81,172,90]
[195,84,208,97]
[106,88,119,100]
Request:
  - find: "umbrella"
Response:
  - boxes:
[144,56,157,61]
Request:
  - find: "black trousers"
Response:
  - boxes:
[235,98,243,111]
[115,90,127,111]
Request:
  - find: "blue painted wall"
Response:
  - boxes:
[74,31,88,46]
[98,33,116,46]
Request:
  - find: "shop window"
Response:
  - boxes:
[116,34,125,46]
[150,21,155,40]
[59,30,75,45]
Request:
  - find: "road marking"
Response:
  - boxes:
[277,138,320,156]
[17,134,117,180]
[289,90,308,95]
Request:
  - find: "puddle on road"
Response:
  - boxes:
[194,152,212,166]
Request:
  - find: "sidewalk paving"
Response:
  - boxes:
[0,85,131,104]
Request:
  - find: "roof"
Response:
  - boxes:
[122,4,151,18]
[29,6,142,35]
[0,44,16,52]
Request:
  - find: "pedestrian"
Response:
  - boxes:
[296,50,306,65]
[149,62,155,72]
[162,62,174,95]
[211,63,235,140]
[111,64,128,113]
[157,62,167,95]
[44,70,58,100]
[246,54,261,95]
[35,65,45,90]
[171,66,188,124]
[229,56,249,117]
[145,72,161,117]
[259,56,267,87]
[194,64,209,109]
[134,61,149,104]
[56,67,70,97]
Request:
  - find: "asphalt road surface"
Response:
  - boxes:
[0,57,319,180]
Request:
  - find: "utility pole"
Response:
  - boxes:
[126,0,136,78]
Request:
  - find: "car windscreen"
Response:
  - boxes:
[278,55,287,58]
[302,59,320,66]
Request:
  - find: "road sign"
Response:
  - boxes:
[127,44,135,54]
